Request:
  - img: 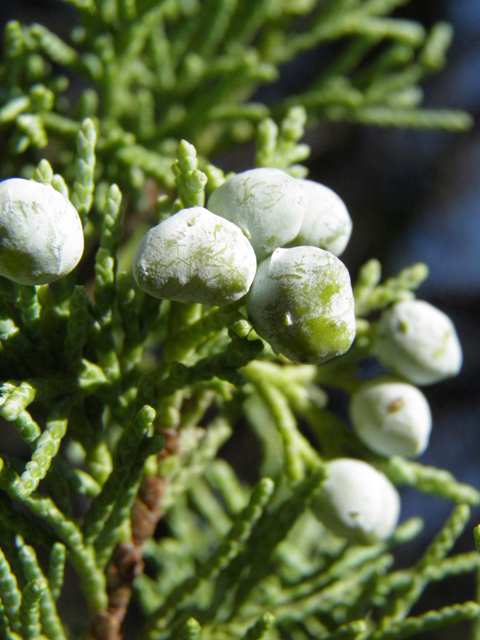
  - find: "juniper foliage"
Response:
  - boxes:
[0,1,479,639]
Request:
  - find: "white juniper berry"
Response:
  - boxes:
[133,206,257,305]
[374,299,463,385]
[288,179,352,256]
[350,377,432,458]
[312,458,401,544]
[246,246,356,364]
[207,167,306,261]
[0,178,84,285]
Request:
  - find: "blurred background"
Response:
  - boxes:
[1,0,479,636]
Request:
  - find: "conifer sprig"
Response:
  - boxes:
[0,3,478,640]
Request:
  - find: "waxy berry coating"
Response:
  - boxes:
[133,207,257,305]
[0,178,84,285]
[312,458,400,544]
[350,378,432,457]
[288,179,352,256]
[375,300,462,385]
[246,246,356,364]
[207,168,306,261]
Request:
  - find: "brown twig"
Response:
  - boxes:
[88,429,181,640]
